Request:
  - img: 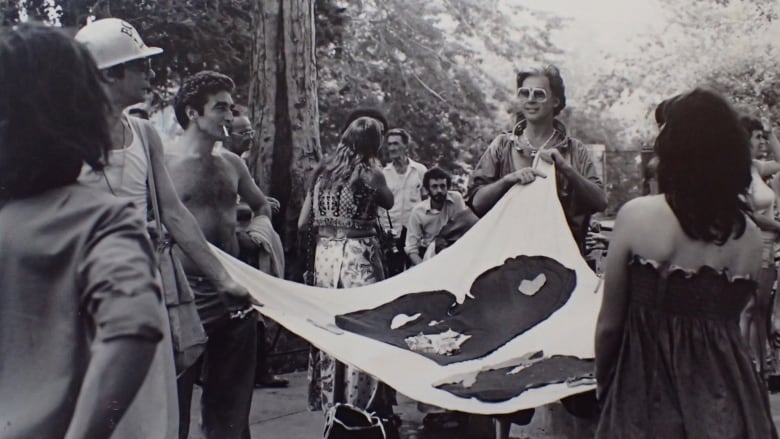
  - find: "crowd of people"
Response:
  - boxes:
[2,17,780,439]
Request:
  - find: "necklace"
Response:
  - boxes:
[517,129,556,158]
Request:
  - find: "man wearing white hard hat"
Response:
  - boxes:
[76,18,256,439]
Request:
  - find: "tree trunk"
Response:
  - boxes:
[249,0,321,280]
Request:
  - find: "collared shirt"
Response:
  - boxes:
[380,158,428,234]
[467,119,604,255]
[405,191,467,255]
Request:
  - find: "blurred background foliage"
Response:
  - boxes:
[2,0,779,214]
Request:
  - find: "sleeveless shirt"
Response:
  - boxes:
[79,116,148,215]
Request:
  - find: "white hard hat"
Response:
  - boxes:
[75,18,162,69]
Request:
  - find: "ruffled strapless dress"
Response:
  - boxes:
[596,256,778,438]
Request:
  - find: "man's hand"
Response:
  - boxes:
[504,167,547,185]
[266,196,281,215]
[217,277,262,307]
[537,149,571,171]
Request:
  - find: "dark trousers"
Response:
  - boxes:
[254,319,270,384]
[384,227,409,277]
[177,313,257,439]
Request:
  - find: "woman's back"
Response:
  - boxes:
[595,195,776,439]
[621,194,761,278]
[312,175,379,232]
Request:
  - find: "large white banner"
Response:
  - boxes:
[214,161,602,414]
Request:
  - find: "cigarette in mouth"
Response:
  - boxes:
[222,125,229,137]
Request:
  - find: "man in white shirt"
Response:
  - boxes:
[405,167,466,266]
[380,128,427,272]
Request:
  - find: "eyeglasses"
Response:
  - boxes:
[124,58,153,73]
[237,129,255,138]
[517,87,548,102]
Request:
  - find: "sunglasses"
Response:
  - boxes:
[124,58,153,73]
[517,87,548,102]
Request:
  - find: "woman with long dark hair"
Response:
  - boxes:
[298,114,394,416]
[595,88,777,437]
[0,24,164,438]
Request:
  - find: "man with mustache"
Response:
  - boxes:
[404,167,466,266]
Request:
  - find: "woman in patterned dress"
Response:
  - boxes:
[298,113,395,415]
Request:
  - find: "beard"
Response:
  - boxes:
[431,193,446,204]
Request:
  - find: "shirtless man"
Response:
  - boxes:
[168,71,271,439]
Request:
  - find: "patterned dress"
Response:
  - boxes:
[306,176,394,414]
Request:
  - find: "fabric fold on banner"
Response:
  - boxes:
[212,161,603,414]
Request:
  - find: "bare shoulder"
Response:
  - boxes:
[218,148,246,168]
[615,195,670,225]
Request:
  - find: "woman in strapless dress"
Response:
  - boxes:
[595,88,778,438]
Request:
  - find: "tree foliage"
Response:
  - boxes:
[3,0,256,103]
[314,0,565,171]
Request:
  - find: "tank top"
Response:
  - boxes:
[79,116,149,215]
[312,176,378,231]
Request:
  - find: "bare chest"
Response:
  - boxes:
[166,155,238,209]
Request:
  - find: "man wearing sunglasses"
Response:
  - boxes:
[466,65,607,439]
[76,18,254,438]
[468,64,607,255]
[77,19,250,303]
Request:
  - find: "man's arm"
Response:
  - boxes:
[470,169,546,216]
[145,125,251,301]
[229,152,272,218]
[64,338,157,439]
[405,209,424,266]
[468,135,545,216]
[66,203,163,439]
[539,146,607,213]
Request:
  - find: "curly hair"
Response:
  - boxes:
[423,167,451,191]
[315,117,384,190]
[174,70,235,129]
[516,64,567,116]
[0,24,111,200]
[655,88,751,244]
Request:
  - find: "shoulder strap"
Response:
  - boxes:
[129,116,164,237]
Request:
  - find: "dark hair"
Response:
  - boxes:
[315,117,384,189]
[423,167,452,190]
[174,70,235,129]
[654,96,678,128]
[739,114,764,135]
[655,88,751,244]
[386,128,411,145]
[516,64,566,116]
[0,24,111,200]
[339,108,388,136]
